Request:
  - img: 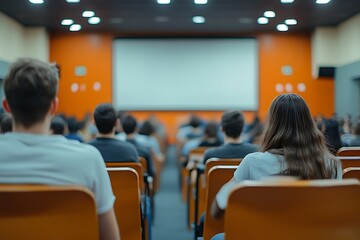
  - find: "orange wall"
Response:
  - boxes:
[50,33,334,142]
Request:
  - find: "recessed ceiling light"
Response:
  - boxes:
[88,17,101,24]
[29,0,44,4]
[82,11,95,18]
[66,0,80,3]
[193,16,205,24]
[157,0,171,4]
[277,24,289,32]
[316,0,331,4]
[61,19,74,25]
[285,19,297,25]
[257,17,269,24]
[70,24,81,31]
[194,0,207,4]
[264,11,276,18]
[281,0,294,3]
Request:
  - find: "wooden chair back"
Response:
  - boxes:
[224,180,360,240]
[106,162,144,193]
[0,185,98,240]
[139,157,148,174]
[338,156,360,170]
[107,167,142,240]
[337,147,360,156]
[343,167,360,180]
[203,166,237,240]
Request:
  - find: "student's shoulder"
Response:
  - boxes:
[242,151,271,163]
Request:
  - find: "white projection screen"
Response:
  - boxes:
[113,38,258,110]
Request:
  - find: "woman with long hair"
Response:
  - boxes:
[210,94,341,239]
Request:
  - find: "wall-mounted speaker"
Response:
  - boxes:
[318,66,335,78]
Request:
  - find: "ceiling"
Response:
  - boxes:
[1,0,360,35]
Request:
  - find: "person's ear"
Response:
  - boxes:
[2,98,11,113]
[49,97,59,115]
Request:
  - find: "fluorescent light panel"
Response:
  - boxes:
[66,0,80,2]
[194,0,207,4]
[277,24,289,31]
[193,16,205,24]
[257,17,269,24]
[29,0,44,4]
[61,19,74,25]
[264,11,276,18]
[157,0,171,4]
[316,0,331,4]
[70,24,81,31]
[88,17,101,24]
[82,11,95,17]
[285,19,297,25]
[281,0,294,3]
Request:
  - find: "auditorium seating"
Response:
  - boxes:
[337,147,360,156]
[338,156,360,170]
[224,179,360,240]
[203,166,237,240]
[107,167,142,240]
[343,167,360,180]
[0,185,98,240]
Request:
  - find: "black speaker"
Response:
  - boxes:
[318,66,335,78]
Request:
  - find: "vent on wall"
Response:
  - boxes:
[318,66,335,78]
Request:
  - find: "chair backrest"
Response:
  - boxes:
[139,156,148,173]
[203,166,237,240]
[224,180,360,240]
[106,162,145,192]
[189,147,210,163]
[343,167,360,180]
[0,185,98,240]
[107,167,142,240]
[337,147,360,156]
[338,156,360,170]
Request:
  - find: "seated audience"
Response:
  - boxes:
[324,118,342,154]
[0,58,120,240]
[343,119,360,147]
[203,111,258,163]
[177,114,204,141]
[0,113,13,133]
[137,120,165,162]
[88,103,139,163]
[50,116,67,135]
[122,114,155,177]
[210,94,341,240]
[65,116,84,142]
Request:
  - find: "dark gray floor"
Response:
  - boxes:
[152,145,193,240]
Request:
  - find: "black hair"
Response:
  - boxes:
[122,115,137,134]
[93,103,117,134]
[221,111,244,138]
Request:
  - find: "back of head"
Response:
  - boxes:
[189,115,201,128]
[93,103,117,134]
[261,94,338,179]
[66,117,80,133]
[122,115,137,134]
[138,120,155,136]
[3,58,58,128]
[0,113,13,133]
[204,121,219,139]
[50,116,67,135]
[221,111,244,139]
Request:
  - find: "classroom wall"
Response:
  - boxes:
[50,32,335,142]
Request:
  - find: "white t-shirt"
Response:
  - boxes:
[0,133,115,215]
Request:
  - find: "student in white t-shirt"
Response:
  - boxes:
[0,58,120,240]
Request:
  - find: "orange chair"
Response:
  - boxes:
[224,180,360,240]
[343,167,360,180]
[337,147,360,156]
[0,185,98,240]
[338,156,360,170]
[107,167,142,240]
[203,166,237,240]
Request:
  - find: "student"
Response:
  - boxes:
[210,94,341,240]
[203,111,258,163]
[137,120,164,162]
[50,116,67,135]
[0,58,120,240]
[88,103,139,163]
[343,119,360,147]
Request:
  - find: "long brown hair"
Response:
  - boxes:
[260,94,339,179]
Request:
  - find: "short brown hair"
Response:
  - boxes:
[4,58,58,127]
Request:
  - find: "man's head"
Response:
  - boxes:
[221,111,244,139]
[122,115,137,135]
[3,58,58,128]
[50,116,67,135]
[93,103,118,135]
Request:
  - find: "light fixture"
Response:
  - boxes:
[281,0,294,3]
[285,19,297,25]
[264,11,276,18]
[70,24,81,31]
[193,16,205,24]
[277,24,289,31]
[88,17,101,24]
[257,17,269,24]
[29,0,44,4]
[66,0,80,3]
[82,11,95,18]
[61,19,74,25]
[194,0,207,4]
[157,0,171,4]
[316,0,331,4]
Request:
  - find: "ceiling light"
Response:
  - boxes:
[193,16,205,24]
[277,24,289,32]
[66,0,80,3]
[70,24,81,31]
[281,0,294,3]
[194,0,207,4]
[88,17,101,24]
[29,0,44,4]
[257,17,269,24]
[264,11,276,18]
[285,19,297,25]
[82,11,95,18]
[316,0,331,4]
[157,0,171,4]
[61,19,74,25]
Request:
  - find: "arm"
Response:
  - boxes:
[210,177,237,219]
[98,208,120,240]
[210,196,225,219]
